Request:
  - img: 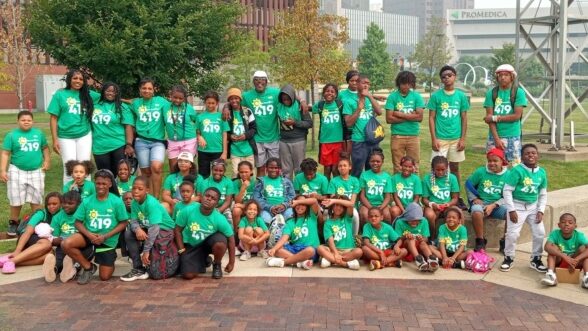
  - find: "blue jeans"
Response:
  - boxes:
[351,141,379,178]
[135,138,166,168]
[470,202,507,220]
[261,208,294,224]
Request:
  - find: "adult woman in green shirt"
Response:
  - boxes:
[48,69,96,184]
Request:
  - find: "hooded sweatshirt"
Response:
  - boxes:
[277,84,313,143]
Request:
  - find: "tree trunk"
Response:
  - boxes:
[310,79,315,150]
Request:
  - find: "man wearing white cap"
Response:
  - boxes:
[483,64,527,165]
[240,71,281,177]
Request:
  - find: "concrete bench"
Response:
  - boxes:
[464,185,588,249]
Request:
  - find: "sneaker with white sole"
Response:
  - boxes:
[239,250,252,261]
[42,254,57,283]
[541,270,557,286]
[120,268,149,282]
[258,250,270,259]
[415,255,429,272]
[77,263,97,285]
[234,247,242,256]
[296,259,313,270]
[265,257,285,268]
[582,274,588,289]
[530,257,548,273]
[428,255,439,272]
[320,258,331,268]
[347,259,360,270]
[60,256,77,283]
[500,256,514,272]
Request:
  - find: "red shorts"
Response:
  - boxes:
[558,258,582,269]
[319,142,344,166]
[363,248,393,263]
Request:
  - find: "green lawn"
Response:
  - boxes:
[1,102,588,237]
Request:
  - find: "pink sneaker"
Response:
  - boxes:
[0,255,10,268]
[2,261,16,274]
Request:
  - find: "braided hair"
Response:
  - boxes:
[65,69,94,123]
[430,155,450,189]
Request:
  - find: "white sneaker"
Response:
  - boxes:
[234,247,242,256]
[239,250,251,261]
[347,259,360,270]
[582,274,588,289]
[265,257,285,268]
[258,250,270,259]
[540,270,557,286]
[320,258,331,268]
[296,259,313,270]
[273,214,285,225]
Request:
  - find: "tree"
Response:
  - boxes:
[0,1,38,108]
[0,52,12,91]
[223,33,271,91]
[270,0,350,103]
[491,42,545,94]
[357,23,396,91]
[411,17,452,95]
[26,0,243,97]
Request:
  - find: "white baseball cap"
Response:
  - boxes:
[495,64,517,78]
[253,70,269,81]
[177,151,194,163]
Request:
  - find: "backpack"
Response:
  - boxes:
[465,249,495,273]
[149,230,179,280]
[318,99,351,141]
[17,209,46,235]
[364,115,385,145]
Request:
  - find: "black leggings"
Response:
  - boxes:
[198,151,222,178]
[94,146,125,175]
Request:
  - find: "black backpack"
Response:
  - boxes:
[317,99,351,141]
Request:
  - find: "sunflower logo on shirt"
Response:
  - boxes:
[337,187,346,195]
[138,105,147,113]
[396,183,404,192]
[523,177,533,187]
[293,227,301,238]
[495,97,503,107]
[94,109,102,115]
[202,119,211,127]
[441,102,449,110]
[18,137,27,146]
[266,185,274,193]
[321,109,329,118]
[370,235,379,244]
[233,118,239,126]
[61,223,70,233]
[332,225,340,233]
[89,210,98,220]
[66,97,77,107]
[431,185,440,194]
[367,180,376,189]
[396,102,404,111]
[190,223,200,232]
[301,184,310,193]
[252,98,262,109]
[483,180,492,188]
[137,212,145,222]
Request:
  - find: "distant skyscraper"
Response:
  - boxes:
[382,0,474,38]
[341,0,370,11]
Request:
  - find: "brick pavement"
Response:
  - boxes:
[1,277,587,330]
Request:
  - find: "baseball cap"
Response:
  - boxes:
[177,151,194,163]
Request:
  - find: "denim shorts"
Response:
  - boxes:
[283,243,319,261]
[135,138,166,168]
[470,202,507,220]
[486,135,521,165]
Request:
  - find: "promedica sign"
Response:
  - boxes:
[450,10,508,20]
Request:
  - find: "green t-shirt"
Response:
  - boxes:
[385,89,425,136]
[130,96,169,141]
[468,167,508,203]
[282,212,320,247]
[233,178,255,202]
[131,194,175,231]
[394,218,430,238]
[427,89,469,140]
[360,170,393,206]
[50,209,77,239]
[172,201,196,221]
[261,176,285,206]
[547,229,588,256]
[324,215,355,249]
[277,100,301,122]
[327,175,361,199]
[91,101,134,155]
[312,101,343,143]
[73,193,128,248]
[342,94,374,142]
[164,102,198,141]
[391,173,422,208]
[47,89,95,138]
[438,224,468,252]
[421,173,459,204]
[362,222,400,250]
[163,172,187,200]
[27,209,49,229]
[175,203,233,246]
[63,180,96,201]
[505,164,548,203]
[2,128,47,170]
[294,173,329,195]
[242,87,280,143]
[197,111,230,153]
[483,87,527,138]
[238,216,268,231]
[230,110,254,157]
[117,175,135,196]
[197,176,235,207]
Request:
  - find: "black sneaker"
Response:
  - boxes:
[206,256,213,268]
[120,268,149,282]
[212,263,223,279]
[500,256,514,272]
[499,238,505,253]
[7,220,19,237]
[453,260,465,269]
[530,257,548,273]
[457,198,468,211]
[474,238,486,252]
[77,263,97,285]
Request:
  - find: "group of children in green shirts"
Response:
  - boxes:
[1,64,587,289]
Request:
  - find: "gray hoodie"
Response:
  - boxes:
[278,84,313,142]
